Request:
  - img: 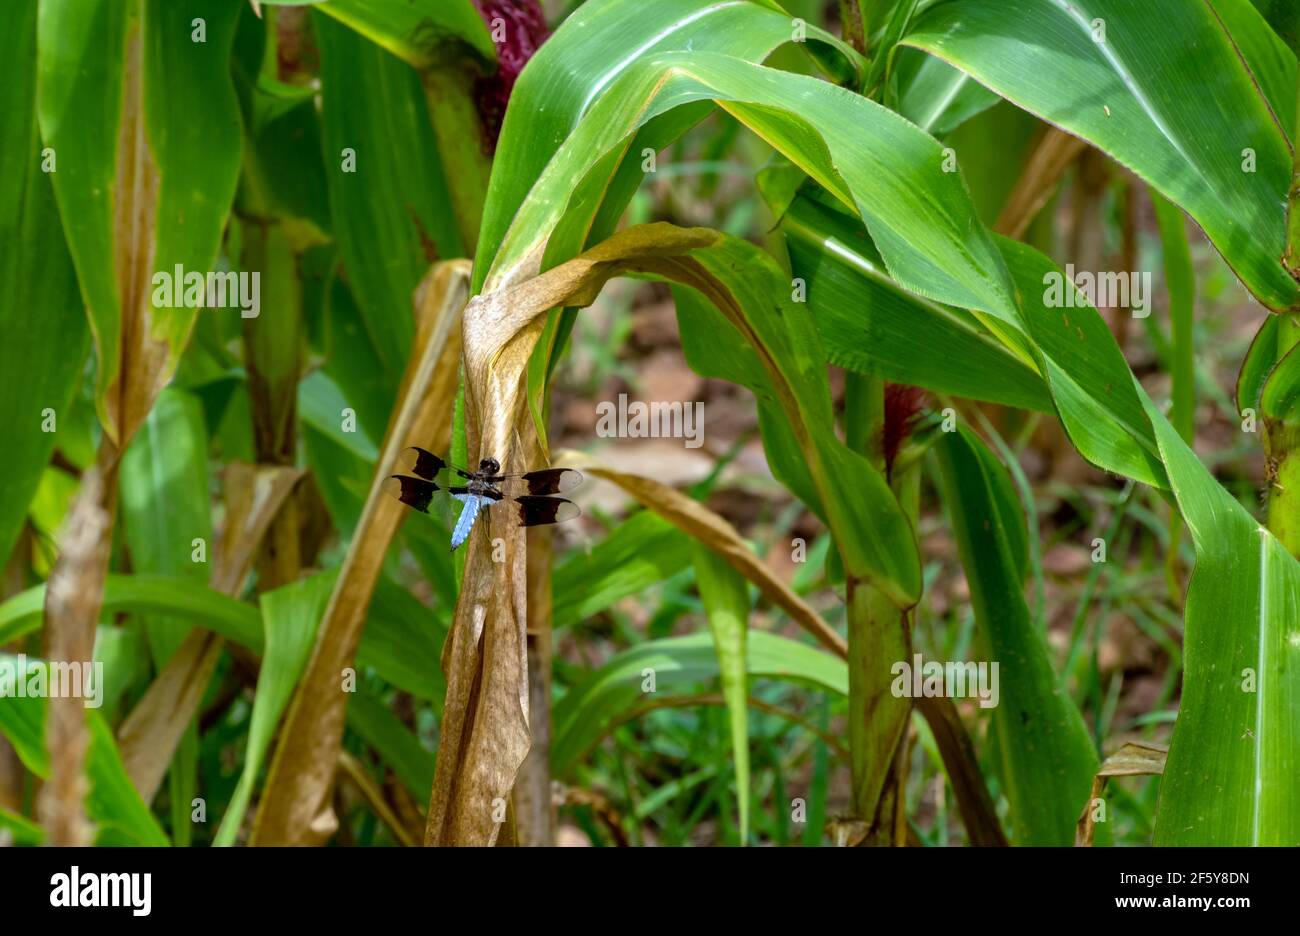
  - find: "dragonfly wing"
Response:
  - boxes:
[450,493,484,550]
[509,495,580,527]
[502,468,584,495]
[399,446,447,481]
[383,475,439,513]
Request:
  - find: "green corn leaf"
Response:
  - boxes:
[785,166,1299,840]
[215,571,335,845]
[313,10,463,381]
[318,278,391,457]
[995,235,1168,489]
[0,575,262,650]
[0,805,44,846]
[118,386,212,845]
[0,680,168,846]
[475,0,862,291]
[311,0,494,70]
[552,511,695,631]
[803,206,1300,844]
[691,544,751,843]
[1238,315,1286,416]
[0,573,438,707]
[119,388,214,664]
[360,579,447,704]
[93,626,147,722]
[1146,399,1300,845]
[37,0,242,446]
[1152,194,1197,443]
[1251,0,1300,51]
[483,50,1021,331]
[894,47,1000,136]
[346,691,434,803]
[785,193,1167,487]
[672,234,923,603]
[0,0,90,570]
[934,427,1098,845]
[904,0,1300,311]
[863,0,921,93]
[783,193,1051,413]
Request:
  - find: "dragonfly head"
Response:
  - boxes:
[479,456,501,476]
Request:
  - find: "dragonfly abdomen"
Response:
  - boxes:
[450,493,483,550]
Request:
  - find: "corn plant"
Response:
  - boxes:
[0,0,1296,849]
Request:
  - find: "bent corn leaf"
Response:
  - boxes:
[435,221,923,844]
[476,0,862,290]
[905,0,1300,311]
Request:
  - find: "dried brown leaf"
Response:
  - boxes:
[555,450,847,658]
[914,695,1008,847]
[994,126,1087,239]
[514,527,555,846]
[37,20,166,843]
[337,750,418,847]
[38,469,113,846]
[106,23,171,452]
[252,259,471,844]
[213,463,307,594]
[116,463,303,802]
[116,631,223,805]
[1075,741,1167,846]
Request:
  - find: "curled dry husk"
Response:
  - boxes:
[427,225,734,844]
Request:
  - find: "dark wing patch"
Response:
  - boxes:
[510,495,580,527]
[383,475,439,513]
[399,446,447,481]
[512,468,583,495]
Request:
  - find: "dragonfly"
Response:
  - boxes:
[383,446,582,550]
